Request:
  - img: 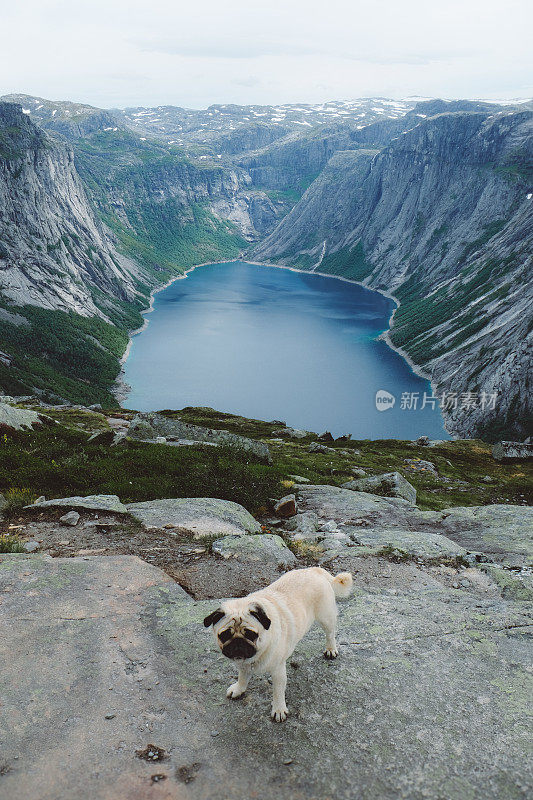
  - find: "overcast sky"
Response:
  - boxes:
[1,0,532,108]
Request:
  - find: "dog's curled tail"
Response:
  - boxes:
[331,572,353,598]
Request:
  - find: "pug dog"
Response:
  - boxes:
[204,566,353,721]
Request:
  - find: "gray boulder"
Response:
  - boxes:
[27,495,128,514]
[283,511,320,537]
[128,412,271,463]
[342,472,417,505]
[480,565,533,602]
[309,442,335,453]
[403,458,438,476]
[272,427,309,439]
[126,497,260,537]
[212,533,296,568]
[492,441,533,462]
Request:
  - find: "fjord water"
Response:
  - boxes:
[124,261,449,439]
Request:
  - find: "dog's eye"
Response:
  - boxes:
[243,629,258,642]
[218,629,233,644]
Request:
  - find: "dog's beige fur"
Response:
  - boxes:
[204,567,353,721]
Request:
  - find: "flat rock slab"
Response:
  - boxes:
[437,505,533,567]
[323,528,468,564]
[297,485,434,529]
[126,497,261,536]
[298,486,532,566]
[212,533,297,567]
[0,556,531,800]
[26,494,129,514]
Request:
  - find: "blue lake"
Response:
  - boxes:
[123,261,449,439]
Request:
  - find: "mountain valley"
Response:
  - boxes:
[0,93,531,438]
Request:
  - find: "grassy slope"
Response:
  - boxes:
[1,406,531,514]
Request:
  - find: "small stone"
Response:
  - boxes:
[155,436,167,444]
[104,713,116,720]
[416,436,430,446]
[60,511,80,527]
[283,758,293,765]
[274,494,298,518]
[351,468,367,477]
[23,541,40,553]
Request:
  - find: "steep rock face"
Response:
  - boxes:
[0,103,140,316]
[92,154,280,242]
[253,110,533,439]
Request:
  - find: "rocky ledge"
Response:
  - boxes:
[0,553,531,800]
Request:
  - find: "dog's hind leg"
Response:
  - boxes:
[270,664,288,722]
[227,662,252,699]
[316,596,339,659]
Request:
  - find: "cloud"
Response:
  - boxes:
[0,0,531,107]
[134,37,318,60]
[232,77,262,88]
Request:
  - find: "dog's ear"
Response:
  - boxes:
[203,608,225,628]
[250,604,271,630]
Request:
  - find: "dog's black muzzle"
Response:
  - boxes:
[222,637,256,660]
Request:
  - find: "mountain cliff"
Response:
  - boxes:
[0,103,150,403]
[0,103,141,315]
[252,109,533,439]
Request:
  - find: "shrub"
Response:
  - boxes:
[2,487,38,512]
[0,535,25,553]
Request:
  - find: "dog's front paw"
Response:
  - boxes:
[271,705,289,723]
[324,647,338,659]
[226,682,246,699]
